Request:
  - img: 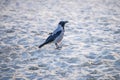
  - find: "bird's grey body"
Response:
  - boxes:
[53,25,64,43]
[39,21,68,48]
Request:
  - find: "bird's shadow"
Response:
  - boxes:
[55,47,62,50]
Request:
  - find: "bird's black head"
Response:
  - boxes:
[59,21,68,28]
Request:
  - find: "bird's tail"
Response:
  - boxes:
[39,43,46,48]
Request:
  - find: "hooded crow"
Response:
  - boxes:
[39,21,68,48]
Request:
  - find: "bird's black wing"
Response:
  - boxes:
[45,30,62,44]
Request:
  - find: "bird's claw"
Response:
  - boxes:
[56,46,62,50]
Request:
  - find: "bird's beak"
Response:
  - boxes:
[65,21,68,23]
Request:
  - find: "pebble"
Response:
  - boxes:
[29,66,39,70]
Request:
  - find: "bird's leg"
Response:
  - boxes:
[55,43,58,48]
[55,43,62,49]
[58,42,62,48]
[59,42,63,47]
[55,43,60,49]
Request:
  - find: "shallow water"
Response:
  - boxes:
[0,0,120,80]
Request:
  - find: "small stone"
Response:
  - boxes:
[6,29,14,33]
[29,66,39,70]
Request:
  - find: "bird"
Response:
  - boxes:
[39,21,68,49]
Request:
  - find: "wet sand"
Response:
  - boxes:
[0,0,120,80]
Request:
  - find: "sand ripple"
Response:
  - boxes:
[0,0,120,80]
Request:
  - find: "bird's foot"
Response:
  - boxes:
[56,47,62,50]
[56,46,62,50]
[55,43,62,49]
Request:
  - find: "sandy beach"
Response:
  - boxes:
[0,0,120,80]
